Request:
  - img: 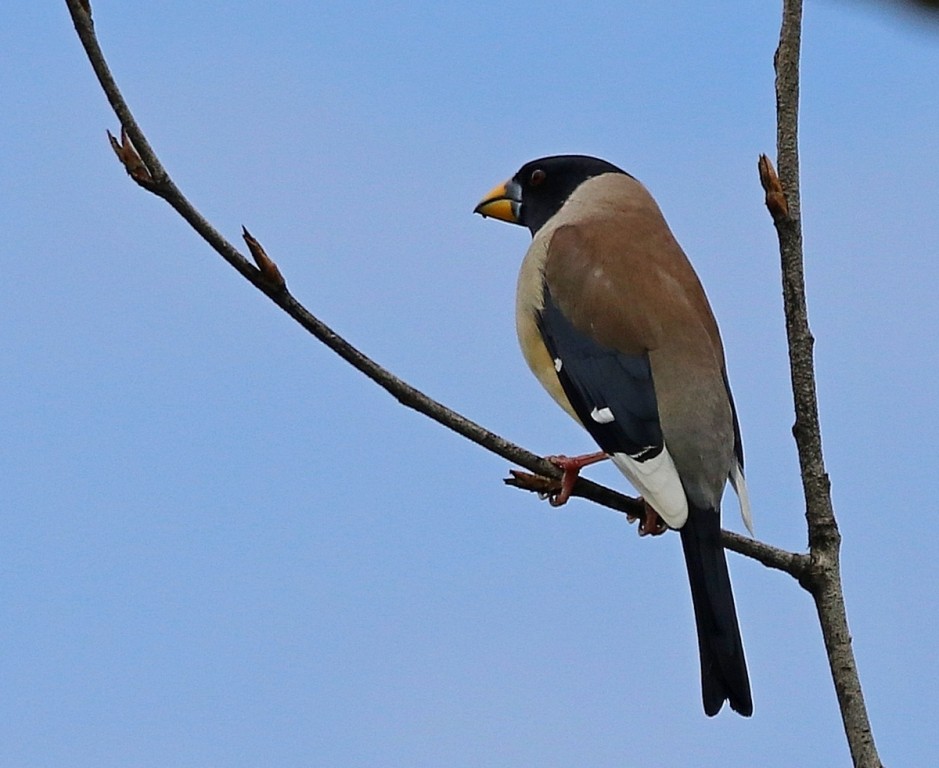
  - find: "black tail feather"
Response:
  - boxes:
[679,506,753,717]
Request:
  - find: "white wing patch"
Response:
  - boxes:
[611,448,688,529]
[554,357,563,372]
[729,460,754,535]
[590,406,615,424]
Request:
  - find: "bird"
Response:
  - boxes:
[474,154,753,717]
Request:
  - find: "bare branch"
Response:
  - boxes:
[65,0,806,600]
[767,1,883,764]
[62,0,651,530]
[506,470,808,577]
[723,530,810,579]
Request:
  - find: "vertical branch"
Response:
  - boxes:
[767,1,883,765]
[775,0,833,552]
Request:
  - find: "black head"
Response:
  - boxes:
[475,155,629,235]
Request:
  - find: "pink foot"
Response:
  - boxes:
[544,451,609,506]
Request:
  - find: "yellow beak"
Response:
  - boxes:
[474,180,521,223]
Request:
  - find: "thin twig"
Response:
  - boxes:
[507,470,807,577]
[64,0,806,580]
[63,0,647,526]
[767,1,883,765]
[724,530,809,579]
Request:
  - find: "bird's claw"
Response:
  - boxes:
[543,451,609,507]
[627,500,669,536]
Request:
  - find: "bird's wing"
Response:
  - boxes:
[537,220,692,526]
[723,369,753,534]
[537,282,661,457]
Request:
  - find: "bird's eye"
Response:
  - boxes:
[529,169,546,186]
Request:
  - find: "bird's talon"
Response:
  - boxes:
[541,450,609,507]
[632,499,668,537]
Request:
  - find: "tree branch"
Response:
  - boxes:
[65,0,807,600]
[763,1,883,765]
[65,1,655,523]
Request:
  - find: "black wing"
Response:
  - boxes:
[537,283,663,459]
[722,368,745,471]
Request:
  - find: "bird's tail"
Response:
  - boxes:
[679,506,753,717]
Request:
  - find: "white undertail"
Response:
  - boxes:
[611,448,689,529]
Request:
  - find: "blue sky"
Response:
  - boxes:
[3,2,938,765]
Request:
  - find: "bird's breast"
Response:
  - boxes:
[515,235,581,423]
